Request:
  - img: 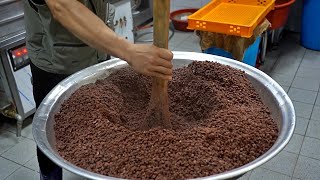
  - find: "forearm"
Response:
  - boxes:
[45,0,133,63]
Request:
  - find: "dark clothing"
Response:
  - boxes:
[24,0,112,178]
[30,0,45,5]
[30,62,69,177]
[24,0,106,75]
[30,62,69,107]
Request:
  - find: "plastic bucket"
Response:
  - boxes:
[243,36,262,66]
[301,0,320,51]
[170,9,198,32]
[266,0,296,30]
[204,36,261,67]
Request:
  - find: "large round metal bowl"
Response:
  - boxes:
[33,51,295,180]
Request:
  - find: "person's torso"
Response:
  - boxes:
[23,0,107,74]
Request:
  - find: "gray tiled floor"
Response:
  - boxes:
[284,134,304,154]
[5,167,38,180]
[269,72,294,87]
[265,33,320,180]
[0,157,20,179]
[292,101,314,119]
[306,120,320,139]
[1,7,320,180]
[288,88,317,104]
[296,66,320,79]
[300,137,320,161]
[315,93,320,106]
[294,156,320,180]
[262,151,298,176]
[1,138,36,165]
[294,117,309,135]
[281,86,290,93]
[0,131,23,155]
[291,76,320,91]
[250,168,291,180]
[23,156,39,173]
[311,106,320,120]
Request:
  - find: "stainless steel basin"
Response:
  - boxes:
[33,51,295,180]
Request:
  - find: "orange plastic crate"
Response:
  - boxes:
[187,0,275,38]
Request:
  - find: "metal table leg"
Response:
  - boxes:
[2,108,23,137]
[261,31,268,64]
[16,115,23,137]
[271,29,275,45]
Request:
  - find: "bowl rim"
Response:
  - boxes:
[33,51,295,180]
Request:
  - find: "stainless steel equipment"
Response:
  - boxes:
[109,0,152,27]
[0,0,34,136]
[131,0,153,27]
[33,51,295,180]
[131,0,141,10]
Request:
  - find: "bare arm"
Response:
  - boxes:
[45,0,173,79]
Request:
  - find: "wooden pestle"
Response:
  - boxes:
[143,0,172,130]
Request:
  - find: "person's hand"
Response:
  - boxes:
[125,44,173,80]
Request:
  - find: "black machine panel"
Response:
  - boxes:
[7,44,30,72]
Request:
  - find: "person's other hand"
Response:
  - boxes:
[125,44,173,80]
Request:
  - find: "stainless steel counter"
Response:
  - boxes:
[0,0,25,47]
[0,0,31,136]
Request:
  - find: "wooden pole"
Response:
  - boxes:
[143,0,172,129]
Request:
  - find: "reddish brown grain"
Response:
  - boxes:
[54,61,278,180]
